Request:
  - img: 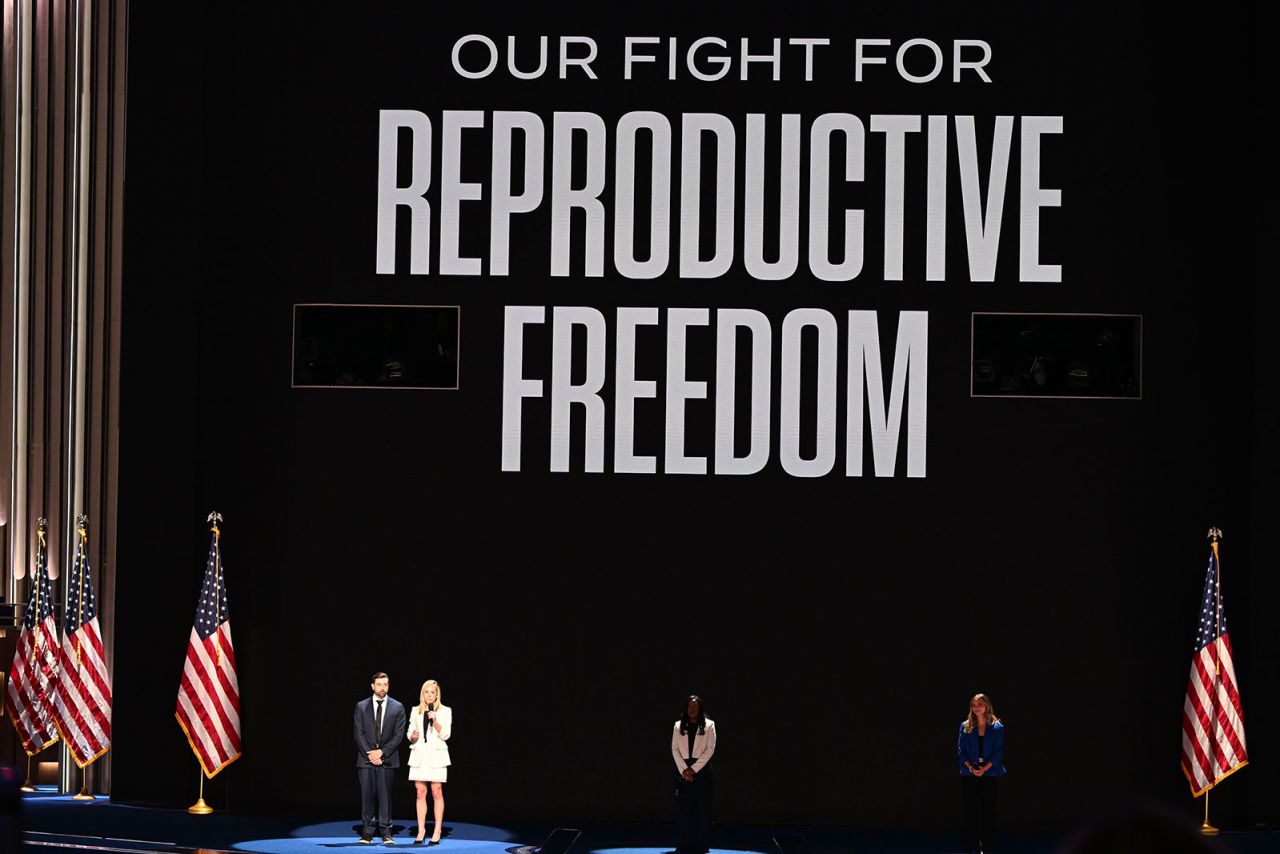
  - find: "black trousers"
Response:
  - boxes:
[961,776,999,853]
[358,765,395,837]
[675,769,714,853]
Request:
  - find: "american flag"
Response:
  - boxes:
[174,521,242,777]
[52,519,113,766]
[1180,539,1248,795]
[5,523,61,755]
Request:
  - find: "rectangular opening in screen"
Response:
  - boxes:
[292,304,460,389]
[971,313,1141,399]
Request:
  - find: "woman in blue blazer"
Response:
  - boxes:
[957,693,1005,854]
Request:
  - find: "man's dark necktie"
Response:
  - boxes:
[375,699,384,746]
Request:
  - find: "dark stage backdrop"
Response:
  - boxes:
[113,1,1271,832]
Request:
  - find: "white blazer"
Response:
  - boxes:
[407,705,452,768]
[671,718,716,774]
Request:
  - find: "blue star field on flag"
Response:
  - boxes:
[65,549,98,629]
[24,548,55,629]
[1192,549,1226,651]
[194,542,231,640]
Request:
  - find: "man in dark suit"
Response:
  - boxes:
[355,671,407,843]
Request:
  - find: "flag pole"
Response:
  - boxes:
[72,762,95,801]
[1202,792,1217,836]
[20,756,36,792]
[1199,527,1223,836]
[187,769,214,815]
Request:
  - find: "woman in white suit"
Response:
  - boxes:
[407,679,451,845]
[671,694,716,854]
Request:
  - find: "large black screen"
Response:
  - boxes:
[113,2,1270,832]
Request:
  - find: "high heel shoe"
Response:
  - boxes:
[427,837,440,846]
[412,832,425,845]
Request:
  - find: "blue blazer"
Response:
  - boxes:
[957,720,1005,777]
[354,696,407,768]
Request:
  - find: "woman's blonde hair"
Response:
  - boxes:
[418,679,442,714]
[963,693,1000,733]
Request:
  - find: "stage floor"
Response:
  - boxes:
[19,790,1278,854]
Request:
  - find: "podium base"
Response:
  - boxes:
[1200,820,1220,836]
[187,798,214,815]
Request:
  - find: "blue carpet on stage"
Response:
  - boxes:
[231,819,527,852]
[18,791,1279,854]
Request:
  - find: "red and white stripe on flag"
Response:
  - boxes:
[175,623,242,777]
[5,614,61,755]
[52,618,113,767]
[1181,632,1248,795]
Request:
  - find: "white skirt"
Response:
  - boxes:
[409,765,447,783]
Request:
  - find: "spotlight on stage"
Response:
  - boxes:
[535,827,581,854]
[772,833,812,854]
